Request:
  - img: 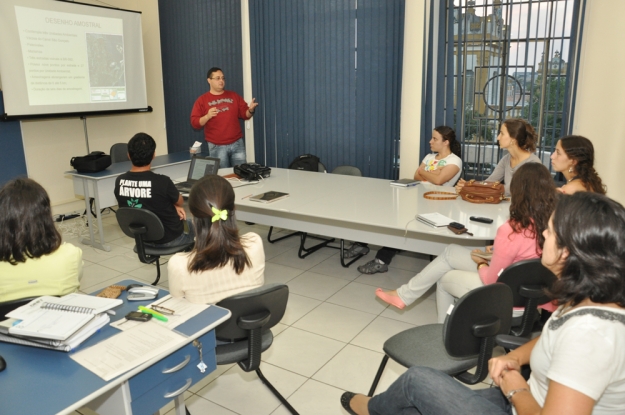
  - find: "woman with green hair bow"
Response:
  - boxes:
[168,175,265,304]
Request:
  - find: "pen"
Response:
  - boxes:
[241,194,253,200]
[138,306,168,322]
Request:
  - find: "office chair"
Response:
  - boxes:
[368,283,513,396]
[267,154,334,259]
[330,165,368,267]
[497,259,556,338]
[213,284,299,415]
[109,143,129,163]
[116,207,194,285]
[0,296,40,319]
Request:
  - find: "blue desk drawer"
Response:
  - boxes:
[130,354,216,415]
[129,330,216,401]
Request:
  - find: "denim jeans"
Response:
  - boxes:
[368,366,512,415]
[146,219,195,248]
[396,244,477,322]
[207,138,247,168]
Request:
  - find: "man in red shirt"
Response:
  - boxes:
[190,67,258,167]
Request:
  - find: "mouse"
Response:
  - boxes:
[0,355,6,372]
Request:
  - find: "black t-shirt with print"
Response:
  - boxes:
[114,170,183,244]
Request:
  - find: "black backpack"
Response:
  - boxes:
[288,154,321,172]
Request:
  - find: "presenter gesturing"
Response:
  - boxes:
[190,67,258,167]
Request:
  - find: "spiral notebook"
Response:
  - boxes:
[6,294,121,341]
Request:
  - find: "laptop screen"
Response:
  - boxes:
[189,157,220,180]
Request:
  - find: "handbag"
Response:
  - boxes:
[459,180,504,204]
[423,180,504,204]
[70,151,112,173]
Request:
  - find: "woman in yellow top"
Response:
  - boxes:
[0,178,82,302]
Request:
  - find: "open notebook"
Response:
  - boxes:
[6,294,121,341]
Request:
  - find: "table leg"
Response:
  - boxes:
[80,178,111,252]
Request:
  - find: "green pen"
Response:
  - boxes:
[138,306,168,322]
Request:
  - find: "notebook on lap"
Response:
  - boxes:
[175,156,220,193]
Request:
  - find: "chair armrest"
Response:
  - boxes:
[238,310,271,330]
[496,334,530,350]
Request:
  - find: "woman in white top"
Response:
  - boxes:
[168,175,264,304]
[341,192,625,415]
[414,126,462,186]
[456,118,541,196]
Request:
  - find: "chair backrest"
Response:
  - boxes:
[116,207,165,242]
[0,296,40,319]
[497,259,555,307]
[331,165,362,176]
[443,283,513,358]
[215,284,288,342]
[110,143,129,163]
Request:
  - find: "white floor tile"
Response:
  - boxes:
[312,344,385,392]
[293,303,377,343]
[326,281,389,315]
[195,362,306,415]
[354,266,416,290]
[79,243,133,264]
[281,293,322,325]
[307,253,370,281]
[96,255,145,273]
[262,327,345,377]
[79,263,123,291]
[264,262,305,285]
[287,271,349,301]
[379,296,439,326]
[350,316,416,352]
[168,393,238,415]
[270,246,337,271]
[273,379,349,415]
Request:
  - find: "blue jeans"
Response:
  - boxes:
[146,219,195,248]
[208,138,247,168]
[368,367,512,415]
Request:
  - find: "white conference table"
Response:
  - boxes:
[230,168,510,256]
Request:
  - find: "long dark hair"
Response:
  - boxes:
[559,135,606,194]
[187,175,251,274]
[0,178,62,264]
[503,118,537,152]
[508,163,558,253]
[434,125,461,158]
[549,193,625,307]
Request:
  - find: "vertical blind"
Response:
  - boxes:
[158,0,244,153]
[249,0,405,179]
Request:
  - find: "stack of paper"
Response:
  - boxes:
[416,212,455,227]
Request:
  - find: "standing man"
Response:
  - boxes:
[190,67,258,167]
[114,133,194,247]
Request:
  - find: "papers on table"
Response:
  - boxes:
[71,322,186,381]
[416,212,455,228]
[111,295,209,331]
[390,178,420,187]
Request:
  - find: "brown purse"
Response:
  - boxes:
[459,180,505,204]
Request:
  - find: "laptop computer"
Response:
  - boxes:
[175,156,220,193]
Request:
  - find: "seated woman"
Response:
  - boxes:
[550,135,606,195]
[376,163,557,321]
[342,192,625,415]
[356,126,462,275]
[0,178,82,302]
[168,175,264,304]
[456,118,540,197]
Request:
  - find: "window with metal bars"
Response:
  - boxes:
[424,0,585,180]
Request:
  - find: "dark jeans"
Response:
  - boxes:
[375,247,398,264]
[146,219,195,248]
[368,367,512,415]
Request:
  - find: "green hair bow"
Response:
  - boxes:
[211,206,228,222]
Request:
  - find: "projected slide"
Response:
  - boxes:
[15,6,126,106]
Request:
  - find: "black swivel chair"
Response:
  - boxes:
[0,296,40,319]
[368,283,513,396]
[110,143,129,164]
[213,284,299,415]
[497,259,556,338]
[116,207,194,285]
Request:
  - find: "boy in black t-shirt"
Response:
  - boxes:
[114,133,194,247]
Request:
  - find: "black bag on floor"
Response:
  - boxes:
[70,151,112,173]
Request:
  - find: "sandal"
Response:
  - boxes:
[375,288,406,309]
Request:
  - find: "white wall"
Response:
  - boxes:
[572,0,624,204]
[18,0,165,214]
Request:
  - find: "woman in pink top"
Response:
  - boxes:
[376,163,557,322]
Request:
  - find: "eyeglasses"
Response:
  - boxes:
[210,76,225,81]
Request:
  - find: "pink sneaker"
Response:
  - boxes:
[375,288,406,309]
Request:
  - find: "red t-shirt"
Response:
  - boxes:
[190,90,250,145]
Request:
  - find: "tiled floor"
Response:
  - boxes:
[62,212,493,415]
